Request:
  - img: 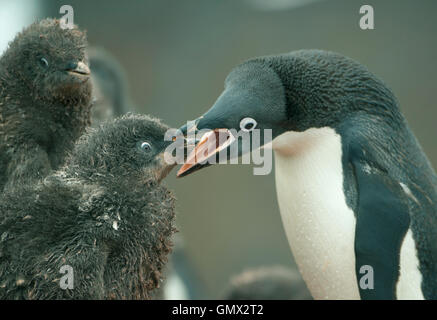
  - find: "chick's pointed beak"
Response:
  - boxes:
[155,152,177,183]
[65,61,91,76]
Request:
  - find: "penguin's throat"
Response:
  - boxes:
[272,127,336,157]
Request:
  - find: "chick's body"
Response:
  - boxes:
[0,114,176,299]
[0,19,92,191]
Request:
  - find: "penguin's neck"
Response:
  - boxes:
[272,127,360,300]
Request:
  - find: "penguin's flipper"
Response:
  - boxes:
[352,159,410,299]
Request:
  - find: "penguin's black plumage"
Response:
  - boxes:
[0,114,176,299]
[0,19,92,192]
[177,50,437,299]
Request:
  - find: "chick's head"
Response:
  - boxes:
[69,114,176,182]
[2,18,91,102]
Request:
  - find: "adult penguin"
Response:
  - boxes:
[176,50,437,300]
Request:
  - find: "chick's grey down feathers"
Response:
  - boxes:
[0,19,92,191]
[0,114,176,299]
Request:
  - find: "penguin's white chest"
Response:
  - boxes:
[272,127,360,299]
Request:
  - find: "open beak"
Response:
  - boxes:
[66,61,91,76]
[177,129,235,177]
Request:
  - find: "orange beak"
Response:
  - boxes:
[177,129,235,177]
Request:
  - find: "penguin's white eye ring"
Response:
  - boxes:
[140,141,152,152]
[40,57,49,67]
[240,117,257,132]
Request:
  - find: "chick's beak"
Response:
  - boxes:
[155,153,177,183]
[65,61,91,76]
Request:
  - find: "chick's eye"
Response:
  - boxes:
[240,117,257,132]
[39,57,49,68]
[140,142,152,151]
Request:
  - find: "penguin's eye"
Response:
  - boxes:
[139,141,152,152]
[240,117,257,132]
[39,57,49,68]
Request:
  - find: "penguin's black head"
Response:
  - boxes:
[188,62,287,137]
[67,114,175,182]
[177,61,288,176]
[177,50,399,177]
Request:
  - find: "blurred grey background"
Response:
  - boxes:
[1,0,436,298]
